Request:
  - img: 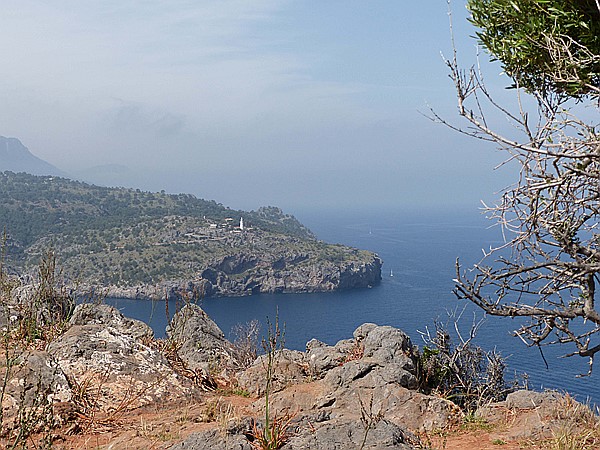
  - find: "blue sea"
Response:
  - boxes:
[107,207,600,406]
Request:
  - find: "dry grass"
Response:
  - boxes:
[342,340,365,365]
[545,394,600,450]
[67,370,167,435]
[199,397,235,426]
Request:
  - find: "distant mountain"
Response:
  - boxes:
[0,136,66,177]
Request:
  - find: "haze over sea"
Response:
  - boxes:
[108,207,600,406]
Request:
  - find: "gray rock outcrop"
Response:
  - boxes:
[282,417,416,450]
[1,302,471,449]
[48,303,194,410]
[477,390,569,441]
[2,350,71,418]
[237,322,461,437]
[237,349,308,396]
[166,304,236,374]
[69,302,154,341]
[319,323,418,390]
[171,416,417,450]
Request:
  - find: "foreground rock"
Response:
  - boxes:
[47,304,195,411]
[237,322,461,434]
[282,418,416,450]
[167,318,461,449]
[0,303,201,442]
[166,303,236,375]
[4,303,586,449]
[173,316,461,449]
[2,350,71,420]
[477,390,575,442]
[172,416,417,450]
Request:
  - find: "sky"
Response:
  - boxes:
[0,1,516,213]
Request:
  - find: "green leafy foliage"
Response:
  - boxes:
[468,0,600,96]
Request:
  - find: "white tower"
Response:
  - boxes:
[240,217,244,231]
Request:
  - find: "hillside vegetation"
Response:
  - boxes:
[0,171,378,293]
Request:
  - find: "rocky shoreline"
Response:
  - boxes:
[102,252,383,301]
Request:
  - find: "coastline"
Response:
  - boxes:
[82,254,383,302]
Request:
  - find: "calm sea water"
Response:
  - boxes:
[107,207,600,406]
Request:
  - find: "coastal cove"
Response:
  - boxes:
[107,207,600,407]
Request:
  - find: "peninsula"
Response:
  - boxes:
[0,171,382,299]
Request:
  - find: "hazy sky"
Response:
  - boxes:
[0,1,514,212]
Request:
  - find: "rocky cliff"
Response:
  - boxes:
[105,251,382,300]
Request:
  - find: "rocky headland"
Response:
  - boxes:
[1,302,595,449]
[0,171,382,300]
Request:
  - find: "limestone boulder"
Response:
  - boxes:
[2,350,71,417]
[237,349,308,396]
[245,322,461,433]
[169,418,254,450]
[281,417,416,450]
[48,304,193,411]
[477,390,571,441]
[306,323,418,390]
[166,304,235,374]
[306,338,355,378]
[170,415,416,450]
[69,302,153,341]
[505,390,562,410]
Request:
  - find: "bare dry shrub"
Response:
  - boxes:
[439,3,600,377]
[230,319,260,371]
[342,340,365,365]
[68,370,165,433]
[417,316,513,413]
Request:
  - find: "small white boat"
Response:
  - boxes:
[390,269,394,277]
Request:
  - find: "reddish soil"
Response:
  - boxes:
[44,393,559,450]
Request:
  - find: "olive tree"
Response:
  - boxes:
[469,0,600,96]
[441,0,600,375]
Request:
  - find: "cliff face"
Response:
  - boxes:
[197,251,382,297]
[106,252,382,300]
